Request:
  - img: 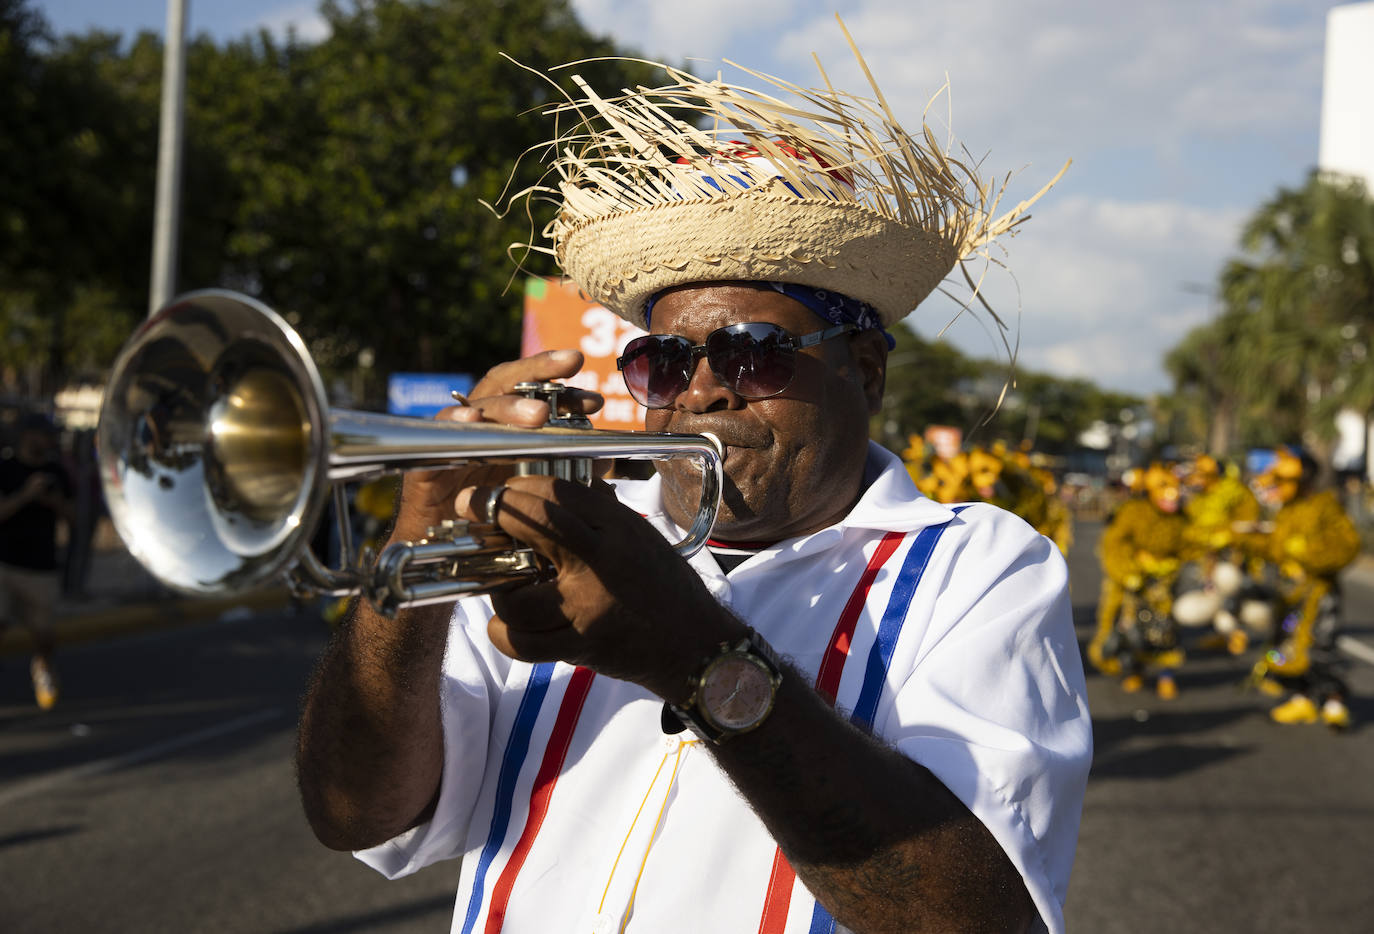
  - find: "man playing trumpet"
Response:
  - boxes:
[297,33,1090,934]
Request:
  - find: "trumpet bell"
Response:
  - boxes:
[97,290,331,594]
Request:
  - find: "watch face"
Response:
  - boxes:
[700,655,775,731]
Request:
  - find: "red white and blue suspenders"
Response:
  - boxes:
[760,510,964,934]
[463,511,962,934]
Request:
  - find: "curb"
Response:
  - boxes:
[0,586,295,657]
[1347,553,1374,585]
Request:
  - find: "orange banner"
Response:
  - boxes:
[521,277,649,431]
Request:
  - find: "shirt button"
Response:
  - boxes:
[592,912,619,934]
[661,734,680,753]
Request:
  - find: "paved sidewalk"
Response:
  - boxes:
[0,526,292,657]
[1348,551,1374,585]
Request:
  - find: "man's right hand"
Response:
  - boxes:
[389,349,603,543]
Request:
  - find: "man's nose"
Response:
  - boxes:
[675,354,742,412]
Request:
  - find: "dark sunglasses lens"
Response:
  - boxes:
[621,336,693,408]
[706,323,797,398]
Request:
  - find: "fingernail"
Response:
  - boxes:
[453,487,474,515]
[549,349,580,365]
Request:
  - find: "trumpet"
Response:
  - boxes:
[96,290,723,615]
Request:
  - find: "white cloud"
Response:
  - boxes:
[572,0,795,62]
[921,195,1248,395]
[244,2,329,44]
[769,1,1326,140]
[572,1,1330,394]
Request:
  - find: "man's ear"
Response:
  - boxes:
[850,329,889,415]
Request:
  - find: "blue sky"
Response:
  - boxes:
[35,1,1356,395]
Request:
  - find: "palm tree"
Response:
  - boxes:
[1167,170,1374,480]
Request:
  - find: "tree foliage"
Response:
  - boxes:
[1,0,659,402]
[876,322,1142,460]
[2,3,159,387]
[1164,170,1374,474]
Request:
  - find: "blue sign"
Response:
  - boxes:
[1245,447,1277,477]
[387,372,475,418]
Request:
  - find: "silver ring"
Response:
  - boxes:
[479,486,504,525]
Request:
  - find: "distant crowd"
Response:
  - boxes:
[905,439,1364,731]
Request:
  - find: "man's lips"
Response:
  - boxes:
[665,417,771,453]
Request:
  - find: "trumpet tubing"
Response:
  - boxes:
[96,290,723,614]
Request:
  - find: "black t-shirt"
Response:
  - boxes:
[0,456,72,571]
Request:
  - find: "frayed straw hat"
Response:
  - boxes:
[504,19,1067,331]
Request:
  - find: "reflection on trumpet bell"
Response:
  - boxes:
[207,367,312,522]
[97,289,724,615]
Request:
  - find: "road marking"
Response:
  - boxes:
[1337,635,1374,667]
[0,707,284,807]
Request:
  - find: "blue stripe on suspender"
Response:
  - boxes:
[851,507,966,729]
[808,507,967,934]
[808,903,838,934]
[459,662,556,934]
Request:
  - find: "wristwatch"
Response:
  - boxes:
[666,630,784,743]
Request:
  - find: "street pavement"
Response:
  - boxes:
[1064,523,1374,933]
[0,520,1372,931]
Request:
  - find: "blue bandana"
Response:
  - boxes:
[644,282,895,349]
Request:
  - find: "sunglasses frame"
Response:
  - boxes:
[616,321,859,409]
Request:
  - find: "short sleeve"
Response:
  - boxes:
[882,505,1092,934]
[353,597,511,879]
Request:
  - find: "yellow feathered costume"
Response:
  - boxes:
[1259,451,1360,679]
[1090,463,1189,695]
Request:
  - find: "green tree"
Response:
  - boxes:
[1170,171,1374,476]
[4,0,664,402]
[875,323,981,451]
[1,3,163,390]
[206,0,661,402]
[875,321,1141,461]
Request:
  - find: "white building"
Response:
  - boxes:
[1319,2,1374,187]
[1319,2,1374,480]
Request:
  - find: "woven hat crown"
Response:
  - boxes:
[502,21,1066,331]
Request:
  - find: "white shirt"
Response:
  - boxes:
[357,443,1093,933]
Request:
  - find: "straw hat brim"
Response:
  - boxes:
[555,184,959,330]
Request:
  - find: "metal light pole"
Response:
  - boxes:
[149,0,188,315]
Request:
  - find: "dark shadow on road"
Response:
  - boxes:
[272,893,455,934]
[1089,741,1253,780]
[1172,664,1265,692]
[1341,690,1374,735]
[0,612,327,785]
[0,825,84,850]
[1093,705,1254,741]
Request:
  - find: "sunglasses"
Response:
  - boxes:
[617,321,858,409]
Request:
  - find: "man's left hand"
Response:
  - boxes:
[455,477,739,703]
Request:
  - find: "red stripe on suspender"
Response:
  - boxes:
[814,532,906,703]
[756,531,906,934]
[758,847,798,934]
[484,666,596,933]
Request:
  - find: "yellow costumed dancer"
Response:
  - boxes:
[916,449,975,504]
[967,444,1073,556]
[1179,455,1264,653]
[1091,463,1189,698]
[1252,448,1361,729]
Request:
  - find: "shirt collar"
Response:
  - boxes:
[613,441,956,562]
